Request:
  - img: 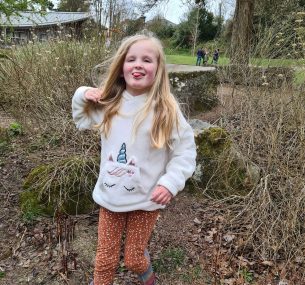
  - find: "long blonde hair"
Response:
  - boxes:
[97,33,178,148]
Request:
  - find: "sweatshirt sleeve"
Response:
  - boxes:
[72,86,103,130]
[157,112,197,196]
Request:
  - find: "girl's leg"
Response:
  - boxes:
[94,208,126,285]
[123,210,160,284]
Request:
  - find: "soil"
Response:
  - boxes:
[0,85,294,285]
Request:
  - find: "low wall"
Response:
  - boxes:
[167,64,219,113]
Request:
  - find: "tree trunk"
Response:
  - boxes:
[192,6,200,57]
[230,0,255,66]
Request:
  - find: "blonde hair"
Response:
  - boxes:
[97,33,179,148]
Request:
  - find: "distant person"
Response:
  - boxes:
[203,49,209,65]
[212,49,220,64]
[196,47,204,66]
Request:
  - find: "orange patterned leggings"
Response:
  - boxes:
[93,208,160,285]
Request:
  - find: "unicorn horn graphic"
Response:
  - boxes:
[117,143,127,164]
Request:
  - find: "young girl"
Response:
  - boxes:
[72,33,196,285]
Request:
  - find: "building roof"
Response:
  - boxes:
[0,11,91,28]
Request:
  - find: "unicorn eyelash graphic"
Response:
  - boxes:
[101,143,140,193]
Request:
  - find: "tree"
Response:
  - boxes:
[0,0,49,18]
[197,8,218,41]
[172,21,193,48]
[191,0,205,55]
[137,0,165,15]
[172,5,217,49]
[46,0,54,10]
[146,14,175,39]
[57,0,90,12]
[230,0,255,66]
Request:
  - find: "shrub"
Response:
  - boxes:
[219,84,305,262]
[0,39,107,148]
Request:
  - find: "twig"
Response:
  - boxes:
[13,228,27,256]
[58,271,70,284]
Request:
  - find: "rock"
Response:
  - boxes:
[188,119,261,197]
[189,119,215,135]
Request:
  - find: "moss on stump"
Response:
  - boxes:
[20,156,99,216]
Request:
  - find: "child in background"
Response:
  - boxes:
[196,47,204,66]
[203,49,209,65]
[212,48,220,64]
[72,33,196,285]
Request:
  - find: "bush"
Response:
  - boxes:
[0,39,107,147]
[219,84,305,262]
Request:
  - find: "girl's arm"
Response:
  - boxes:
[156,114,197,197]
[72,86,102,130]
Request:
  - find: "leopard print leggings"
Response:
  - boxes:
[93,208,159,285]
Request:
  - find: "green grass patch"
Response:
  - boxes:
[294,70,305,85]
[239,268,254,283]
[166,54,196,65]
[166,53,303,68]
[8,122,23,136]
[153,247,186,274]
[166,53,305,86]
[181,264,203,282]
[166,54,228,66]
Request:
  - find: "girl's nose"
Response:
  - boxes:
[134,61,143,69]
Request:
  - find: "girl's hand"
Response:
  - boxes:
[85,88,102,103]
[151,185,173,205]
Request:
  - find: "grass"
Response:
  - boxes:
[166,53,305,85]
[294,69,305,85]
[153,247,186,274]
[166,53,303,67]
[165,54,229,66]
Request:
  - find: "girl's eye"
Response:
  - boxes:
[144,59,151,63]
[126,58,135,62]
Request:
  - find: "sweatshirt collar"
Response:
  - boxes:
[122,90,148,102]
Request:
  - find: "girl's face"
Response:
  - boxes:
[123,40,159,96]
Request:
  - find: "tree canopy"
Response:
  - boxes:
[57,0,90,12]
[0,0,49,17]
[172,5,218,48]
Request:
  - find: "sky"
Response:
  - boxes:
[52,0,235,25]
[146,0,235,24]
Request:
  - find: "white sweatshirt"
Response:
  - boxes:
[72,87,196,212]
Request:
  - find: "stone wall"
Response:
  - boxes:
[168,67,219,113]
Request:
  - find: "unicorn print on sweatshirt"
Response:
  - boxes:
[101,143,142,194]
